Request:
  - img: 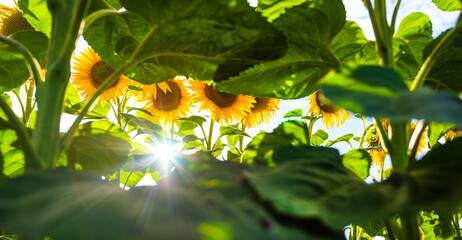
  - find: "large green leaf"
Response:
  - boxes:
[310,129,328,147]
[86,0,287,84]
[243,120,308,165]
[322,65,462,126]
[257,0,306,22]
[0,31,48,92]
[67,134,132,175]
[394,12,433,81]
[423,30,462,92]
[76,120,131,141]
[432,0,461,11]
[18,0,52,36]
[428,122,455,147]
[216,0,345,99]
[342,149,372,180]
[245,145,405,229]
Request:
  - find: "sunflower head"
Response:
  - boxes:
[242,97,280,128]
[71,47,130,102]
[411,122,427,155]
[307,91,350,129]
[445,129,459,142]
[189,81,254,124]
[0,1,34,36]
[140,78,191,125]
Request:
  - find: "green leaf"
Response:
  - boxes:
[182,135,200,144]
[283,108,303,118]
[342,149,372,179]
[226,135,239,147]
[243,120,309,165]
[432,0,461,11]
[216,0,345,99]
[76,120,130,141]
[428,122,455,147]
[310,129,328,146]
[0,94,12,120]
[423,30,462,92]
[121,113,163,134]
[67,134,132,175]
[323,65,462,126]
[257,0,306,22]
[0,130,24,178]
[326,133,354,147]
[0,31,48,92]
[219,126,249,138]
[394,12,433,81]
[120,170,145,188]
[177,121,199,137]
[18,0,52,36]
[177,115,207,128]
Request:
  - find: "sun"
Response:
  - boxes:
[0,0,35,36]
[189,80,255,124]
[71,47,131,102]
[307,91,350,129]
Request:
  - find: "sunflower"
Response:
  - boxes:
[242,97,280,128]
[71,47,130,102]
[410,122,427,155]
[307,91,350,129]
[140,77,191,124]
[445,129,458,142]
[366,119,389,166]
[0,0,34,36]
[189,81,254,124]
[131,80,172,102]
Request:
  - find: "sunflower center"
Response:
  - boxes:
[204,84,237,108]
[90,61,118,88]
[0,12,35,36]
[153,81,182,111]
[250,97,270,112]
[315,91,340,114]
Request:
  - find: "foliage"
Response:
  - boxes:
[0,0,462,239]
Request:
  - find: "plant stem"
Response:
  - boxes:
[408,121,428,164]
[359,124,373,149]
[390,0,402,33]
[389,121,409,170]
[239,124,245,152]
[34,0,92,168]
[123,170,134,190]
[11,89,26,124]
[454,214,461,237]
[402,216,420,240]
[24,82,35,125]
[0,96,39,169]
[384,218,401,240]
[207,120,215,151]
[374,118,392,155]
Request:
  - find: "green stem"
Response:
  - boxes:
[0,96,39,169]
[411,18,462,90]
[408,121,428,164]
[83,9,120,33]
[207,120,215,151]
[33,0,92,168]
[384,218,401,240]
[359,124,373,149]
[0,36,43,89]
[374,118,392,155]
[122,170,134,190]
[390,0,402,33]
[64,60,136,151]
[306,115,319,145]
[454,214,461,237]
[390,121,409,170]
[356,227,363,240]
[24,82,34,125]
[116,96,123,128]
[12,89,26,124]
[352,224,357,240]
[402,216,420,240]
[239,124,245,152]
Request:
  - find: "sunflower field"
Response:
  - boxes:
[1,0,462,239]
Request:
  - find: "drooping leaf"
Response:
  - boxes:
[177,115,207,128]
[342,149,372,179]
[326,133,354,147]
[120,170,146,188]
[216,0,345,99]
[283,108,303,118]
[310,129,328,146]
[76,120,131,141]
[18,0,52,36]
[428,122,455,147]
[432,0,461,11]
[257,0,306,22]
[323,65,462,126]
[67,134,132,175]
[219,126,250,138]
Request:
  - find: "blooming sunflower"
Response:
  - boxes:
[410,122,427,155]
[307,91,350,129]
[131,80,172,102]
[71,47,130,102]
[242,97,280,128]
[189,81,254,124]
[141,77,191,124]
[0,0,34,36]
